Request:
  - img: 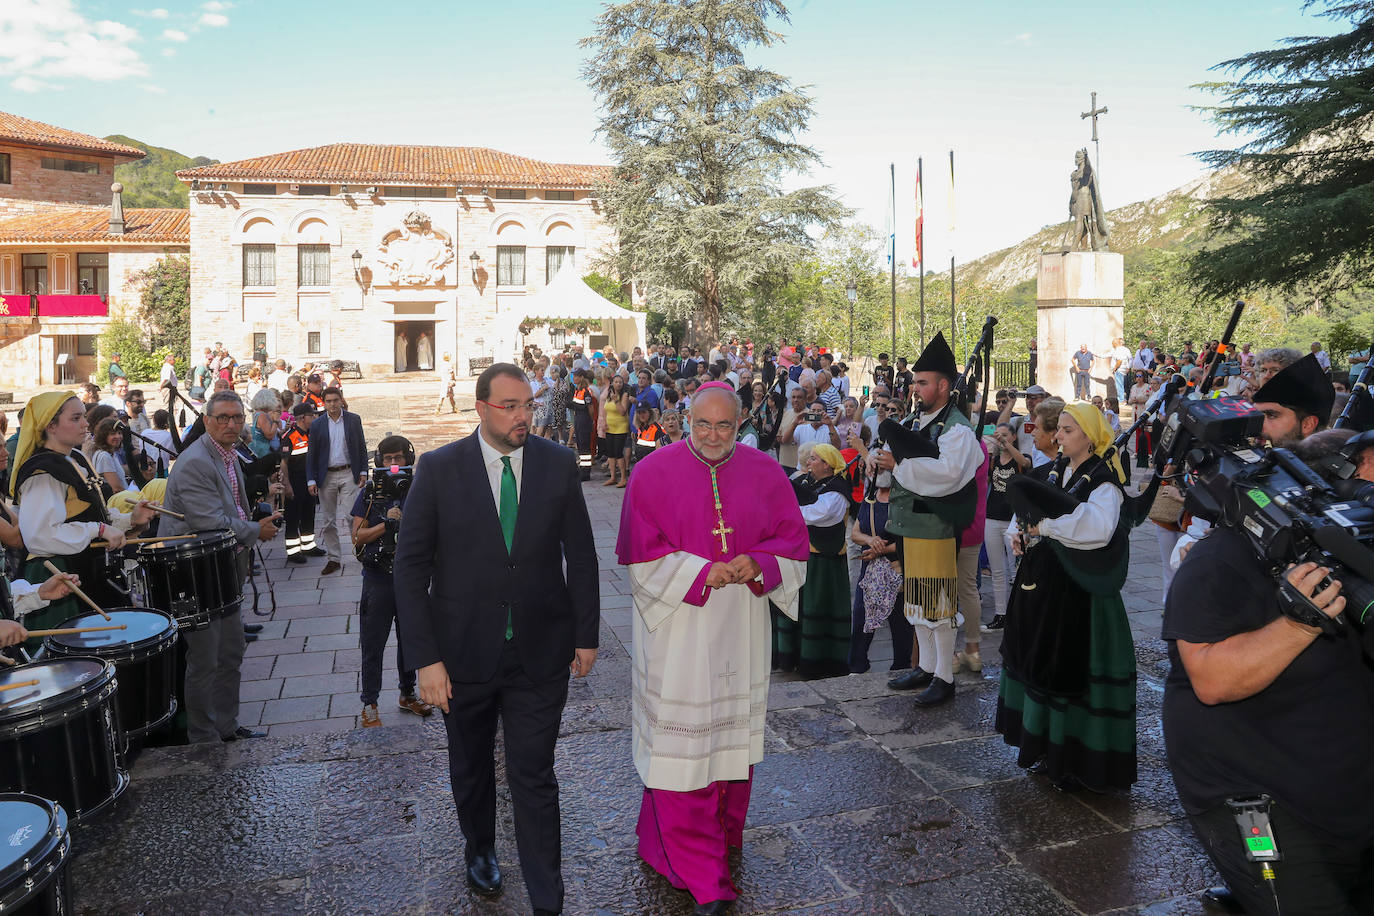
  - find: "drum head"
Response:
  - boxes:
[0,658,111,723]
[47,608,175,654]
[136,528,236,559]
[0,793,63,890]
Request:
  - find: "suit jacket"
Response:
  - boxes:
[306,410,367,487]
[159,436,259,546]
[393,432,599,684]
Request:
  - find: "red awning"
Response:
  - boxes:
[0,294,108,317]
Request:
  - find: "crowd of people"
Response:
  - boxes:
[3,324,1372,914]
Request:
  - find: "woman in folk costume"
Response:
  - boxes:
[11,392,153,639]
[774,443,852,678]
[996,401,1136,792]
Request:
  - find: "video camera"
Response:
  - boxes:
[1155,397,1374,650]
[365,464,413,502]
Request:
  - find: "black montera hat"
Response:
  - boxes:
[1252,353,1335,420]
[911,331,957,379]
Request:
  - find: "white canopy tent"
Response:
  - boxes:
[506,267,647,359]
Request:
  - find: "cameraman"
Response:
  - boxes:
[1162,355,1374,913]
[350,435,433,727]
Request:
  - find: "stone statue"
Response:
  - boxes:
[1065,148,1109,251]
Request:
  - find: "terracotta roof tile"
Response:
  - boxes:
[0,208,189,245]
[0,111,145,160]
[177,143,611,188]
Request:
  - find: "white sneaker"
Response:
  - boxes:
[952,651,982,673]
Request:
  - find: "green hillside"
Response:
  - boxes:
[103,135,217,209]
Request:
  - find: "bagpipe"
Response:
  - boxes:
[1335,343,1374,432]
[867,317,997,497]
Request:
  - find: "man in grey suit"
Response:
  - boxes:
[161,390,281,742]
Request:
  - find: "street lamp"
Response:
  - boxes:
[351,250,363,281]
[846,280,858,361]
[469,250,482,284]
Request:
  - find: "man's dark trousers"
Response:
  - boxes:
[359,574,414,706]
[443,638,568,912]
[1188,801,1374,915]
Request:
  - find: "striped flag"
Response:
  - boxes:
[912,160,923,269]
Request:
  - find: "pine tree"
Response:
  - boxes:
[1189,1,1374,297]
[581,0,848,343]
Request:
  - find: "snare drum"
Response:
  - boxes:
[133,529,241,630]
[0,658,127,822]
[0,793,71,915]
[43,608,178,741]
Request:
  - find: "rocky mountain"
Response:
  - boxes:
[954,167,1246,291]
[103,135,217,209]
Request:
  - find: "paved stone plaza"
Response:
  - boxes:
[61,385,1224,914]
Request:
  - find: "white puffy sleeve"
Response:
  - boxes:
[891,423,980,497]
[799,491,848,527]
[1037,482,1123,550]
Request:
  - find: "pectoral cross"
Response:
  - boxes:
[717,661,738,689]
[712,515,733,554]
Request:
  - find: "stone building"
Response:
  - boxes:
[177,144,622,376]
[0,112,188,388]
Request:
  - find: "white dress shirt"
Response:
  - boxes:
[477,426,524,509]
[327,413,347,468]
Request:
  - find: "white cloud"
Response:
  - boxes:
[1004,32,1033,47]
[197,11,229,27]
[202,1,232,10]
[0,0,148,88]
[141,83,166,94]
[161,28,187,41]
[132,7,169,17]
[10,74,50,92]
[160,47,176,57]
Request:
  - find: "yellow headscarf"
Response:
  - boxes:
[810,443,847,476]
[1062,401,1127,485]
[9,391,81,499]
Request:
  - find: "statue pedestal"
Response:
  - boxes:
[1036,250,1124,400]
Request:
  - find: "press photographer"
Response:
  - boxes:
[1160,354,1374,913]
[349,435,432,727]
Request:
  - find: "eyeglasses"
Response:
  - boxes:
[207,413,245,424]
[480,400,537,414]
[692,421,737,434]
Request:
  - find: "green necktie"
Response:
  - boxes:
[499,456,517,640]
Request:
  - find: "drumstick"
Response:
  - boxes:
[41,561,111,621]
[25,624,128,637]
[147,505,186,520]
[90,534,197,547]
[0,680,39,692]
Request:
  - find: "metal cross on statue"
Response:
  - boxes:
[1081,91,1108,141]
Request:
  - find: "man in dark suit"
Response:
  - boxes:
[306,386,368,575]
[394,363,599,916]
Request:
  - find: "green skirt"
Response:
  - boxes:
[18,556,86,654]
[995,592,1137,791]
[773,554,850,680]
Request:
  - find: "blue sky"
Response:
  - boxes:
[0,0,1342,263]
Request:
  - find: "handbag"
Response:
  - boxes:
[859,502,902,633]
[1147,483,1186,529]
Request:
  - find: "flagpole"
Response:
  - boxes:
[949,149,956,363]
[918,156,925,350]
[890,162,897,360]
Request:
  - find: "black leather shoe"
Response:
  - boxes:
[222,727,265,741]
[912,676,955,707]
[887,667,933,690]
[243,623,264,634]
[286,553,307,564]
[303,547,326,557]
[533,910,560,916]
[466,850,502,897]
[243,632,258,643]
[1200,886,1244,913]
[694,901,730,915]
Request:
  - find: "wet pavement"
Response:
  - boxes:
[55,386,1224,914]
